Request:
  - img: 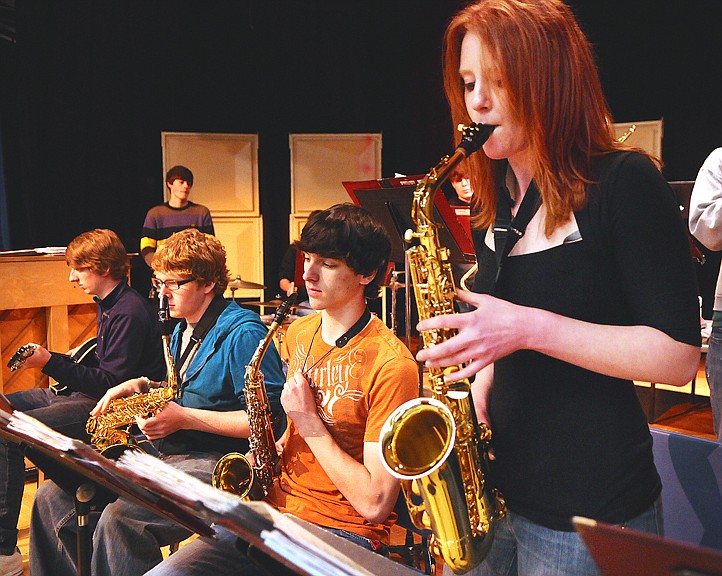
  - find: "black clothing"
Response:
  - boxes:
[42,280,166,399]
[473,152,701,530]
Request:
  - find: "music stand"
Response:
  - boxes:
[343,175,475,265]
[573,516,722,576]
[0,410,214,576]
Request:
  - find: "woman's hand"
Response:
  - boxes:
[416,290,529,381]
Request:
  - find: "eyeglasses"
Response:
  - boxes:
[151,277,195,291]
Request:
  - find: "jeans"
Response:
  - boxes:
[144,525,388,576]
[29,452,221,576]
[144,526,262,576]
[444,498,663,576]
[0,388,96,555]
[706,321,722,441]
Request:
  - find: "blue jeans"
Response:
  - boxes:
[29,452,220,576]
[444,499,663,576]
[706,321,722,441]
[144,525,388,576]
[0,388,96,555]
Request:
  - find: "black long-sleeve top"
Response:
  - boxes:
[42,280,166,399]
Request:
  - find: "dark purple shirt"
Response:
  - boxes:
[43,280,166,399]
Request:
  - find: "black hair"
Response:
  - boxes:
[296,203,391,299]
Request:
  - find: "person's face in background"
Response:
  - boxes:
[450,174,473,204]
[167,178,192,208]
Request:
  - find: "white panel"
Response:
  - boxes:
[289,133,382,215]
[613,120,663,161]
[161,132,259,216]
[213,216,265,300]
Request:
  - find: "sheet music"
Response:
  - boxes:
[6,411,77,452]
[0,247,66,256]
[118,451,246,514]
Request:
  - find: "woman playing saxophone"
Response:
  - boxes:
[414,2,701,575]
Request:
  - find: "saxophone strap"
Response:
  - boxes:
[492,166,542,291]
[176,295,230,381]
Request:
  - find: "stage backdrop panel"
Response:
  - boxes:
[289,133,382,239]
[160,132,264,299]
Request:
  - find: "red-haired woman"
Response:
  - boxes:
[417,1,701,574]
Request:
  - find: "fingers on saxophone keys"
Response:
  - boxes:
[416,337,467,364]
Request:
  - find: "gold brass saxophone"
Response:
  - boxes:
[86,295,179,459]
[379,123,505,574]
[212,295,296,500]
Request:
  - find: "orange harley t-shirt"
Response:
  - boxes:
[265,313,418,543]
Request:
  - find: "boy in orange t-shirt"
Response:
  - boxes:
[146,203,419,576]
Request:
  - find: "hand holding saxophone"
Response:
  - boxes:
[416,289,531,382]
[90,377,154,417]
[135,400,185,440]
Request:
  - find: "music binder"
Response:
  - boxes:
[573,516,722,576]
[0,408,214,575]
[115,450,421,576]
[0,409,213,534]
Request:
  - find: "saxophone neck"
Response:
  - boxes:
[246,295,296,379]
[410,124,493,234]
[162,333,179,397]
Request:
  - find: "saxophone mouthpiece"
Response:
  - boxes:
[158,295,172,335]
[274,293,297,325]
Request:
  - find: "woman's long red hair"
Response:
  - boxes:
[443,0,644,234]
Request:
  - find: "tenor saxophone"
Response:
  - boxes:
[379,124,505,574]
[212,295,296,500]
[86,294,179,458]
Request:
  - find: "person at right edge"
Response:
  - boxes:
[415,1,702,575]
[689,147,722,442]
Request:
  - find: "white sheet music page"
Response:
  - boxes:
[7,411,76,452]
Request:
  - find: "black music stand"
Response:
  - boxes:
[1,409,417,576]
[574,516,722,576]
[343,175,475,265]
[0,409,213,576]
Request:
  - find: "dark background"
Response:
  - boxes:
[1,0,721,302]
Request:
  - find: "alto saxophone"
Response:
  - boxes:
[212,295,296,500]
[86,295,179,458]
[379,124,505,574]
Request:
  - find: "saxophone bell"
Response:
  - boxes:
[211,452,265,501]
[380,398,497,573]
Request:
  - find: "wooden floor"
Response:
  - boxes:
[15,391,717,576]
